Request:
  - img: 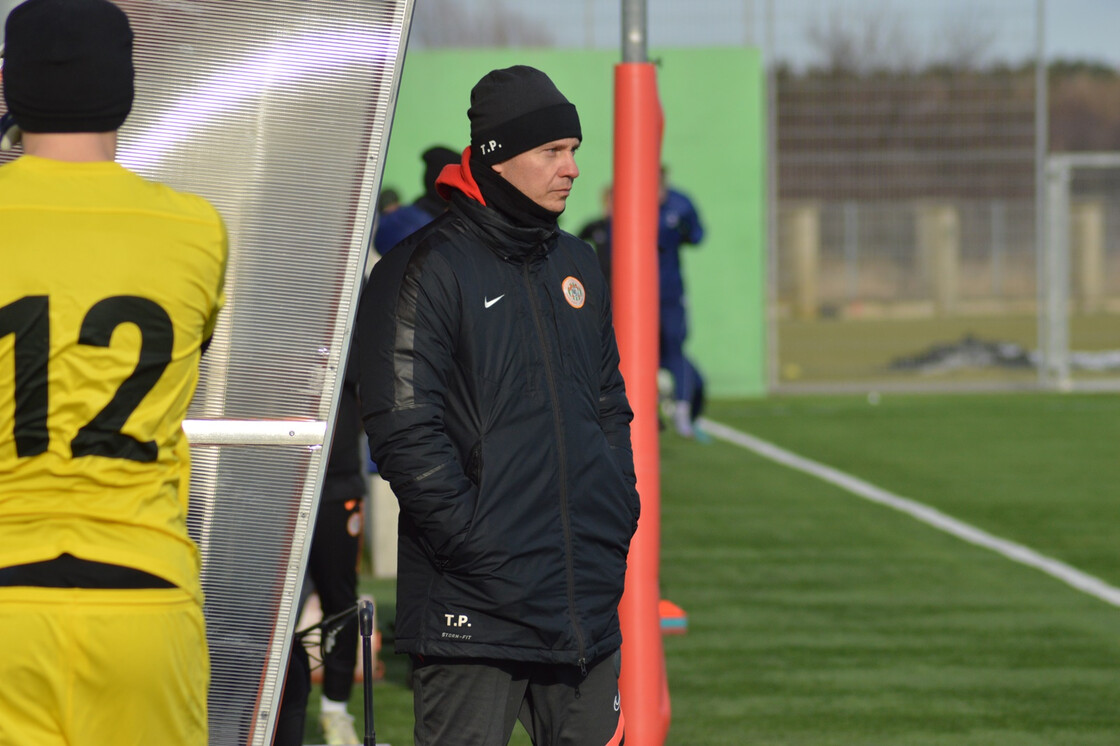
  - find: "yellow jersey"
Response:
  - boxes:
[0,155,227,603]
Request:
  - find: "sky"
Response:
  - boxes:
[1044,0,1120,66]
[465,0,1120,71]
[2,1,1115,69]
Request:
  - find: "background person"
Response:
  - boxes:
[356,65,638,746]
[307,348,366,745]
[275,350,365,746]
[377,186,401,216]
[373,145,460,255]
[576,170,708,439]
[577,184,613,286]
[0,1,227,744]
[656,166,707,439]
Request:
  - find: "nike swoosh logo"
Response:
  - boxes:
[484,295,505,309]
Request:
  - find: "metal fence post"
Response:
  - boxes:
[1042,160,1071,389]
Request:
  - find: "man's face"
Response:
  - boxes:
[492,137,580,213]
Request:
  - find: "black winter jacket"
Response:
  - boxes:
[356,179,640,668]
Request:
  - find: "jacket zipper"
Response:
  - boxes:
[522,260,587,670]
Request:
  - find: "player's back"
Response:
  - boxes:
[0,154,226,599]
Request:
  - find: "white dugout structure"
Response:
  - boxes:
[106,1,411,743]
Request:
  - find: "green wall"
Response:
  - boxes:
[380,48,767,397]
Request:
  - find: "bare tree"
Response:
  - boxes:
[805,2,917,75]
[805,1,1000,75]
[933,10,999,71]
[410,0,554,49]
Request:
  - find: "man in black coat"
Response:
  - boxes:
[356,65,639,746]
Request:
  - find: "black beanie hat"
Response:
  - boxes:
[3,0,135,134]
[421,145,460,196]
[468,65,581,166]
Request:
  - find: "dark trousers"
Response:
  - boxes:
[274,638,311,746]
[307,497,363,702]
[660,301,705,416]
[411,651,625,746]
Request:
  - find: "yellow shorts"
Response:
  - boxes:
[0,586,208,746]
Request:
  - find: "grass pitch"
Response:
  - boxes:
[309,392,1120,744]
[776,314,1120,386]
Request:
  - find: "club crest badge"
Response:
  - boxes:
[562,276,586,309]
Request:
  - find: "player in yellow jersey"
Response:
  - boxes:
[0,1,227,744]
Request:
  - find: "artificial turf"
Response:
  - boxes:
[305,392,1120,744]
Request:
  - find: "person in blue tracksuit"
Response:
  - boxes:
[655,167,707,438]
[577,168,707,439]
[373,145,460,255]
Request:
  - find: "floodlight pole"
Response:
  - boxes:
[621,0,646,62]
[615,1,668,744]
[1034,0,1050,388]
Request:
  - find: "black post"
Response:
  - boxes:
[359,599,377,745]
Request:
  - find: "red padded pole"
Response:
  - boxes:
[613,61,666,746]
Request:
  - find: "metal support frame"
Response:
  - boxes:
[183,419,326,446]
[1042,152,1120,391]
[621,0,647,63]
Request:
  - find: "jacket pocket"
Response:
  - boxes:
[608,445,641,527]
[465,440,483,486]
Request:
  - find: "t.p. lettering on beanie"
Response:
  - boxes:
[468,65,581,166]
[3,0,135,134]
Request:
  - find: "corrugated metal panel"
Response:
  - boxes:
[112,2,412,742]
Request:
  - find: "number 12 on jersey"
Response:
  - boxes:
[1,294,174,462]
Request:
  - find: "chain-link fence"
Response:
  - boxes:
[768,0,1053,391]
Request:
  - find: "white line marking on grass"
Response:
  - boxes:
[699,418,1120,608]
